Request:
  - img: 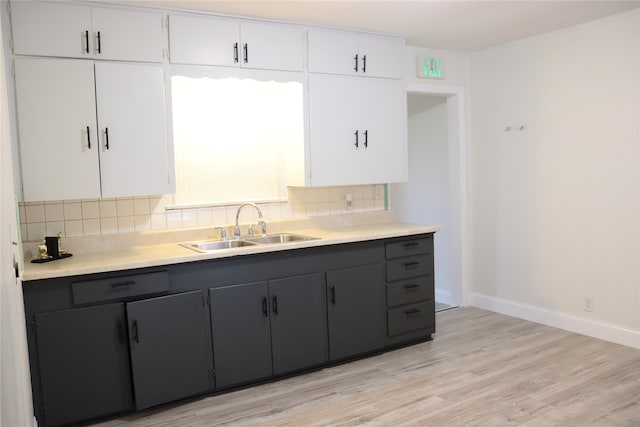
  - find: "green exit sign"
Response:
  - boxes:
[417,56,443,79]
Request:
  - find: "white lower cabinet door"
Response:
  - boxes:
[14,57,101,201]
[308,74,407,186]
[95,62,171,198]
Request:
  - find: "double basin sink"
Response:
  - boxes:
[181,233,319,253]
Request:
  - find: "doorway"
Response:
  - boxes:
[390,84,467,311]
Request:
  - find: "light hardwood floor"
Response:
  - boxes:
[92,307,640,427]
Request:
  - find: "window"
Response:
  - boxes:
[169,67,305,208]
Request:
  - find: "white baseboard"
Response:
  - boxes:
[435,289,452,306]
[469,293,640,350]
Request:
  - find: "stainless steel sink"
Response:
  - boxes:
[180,239,257,253]
[245,233,319,244]
[180,233,319,253]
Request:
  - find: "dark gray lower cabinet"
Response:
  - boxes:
[269,273,328,374]
[326,263,387,360]
[210,273,327,388]
[34,303,134,427]
[127,291,213,409]
[209,281,273,388]
[24,234,435,427]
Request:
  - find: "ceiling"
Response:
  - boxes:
[125,0,640,51]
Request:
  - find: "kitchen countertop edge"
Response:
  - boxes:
[22,223,440,282]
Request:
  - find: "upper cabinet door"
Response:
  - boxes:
[14,57,101,201]
[10,2,164,62]
[11,2,92,58]
[91,7,165,62]
[357,34,405,79]
[168,14,239,67]
[168,15,304,71]
[95,62,171,198]
[240,22,304,71]
[308,28,404,79]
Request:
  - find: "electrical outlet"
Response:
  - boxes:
[583,297,594,312]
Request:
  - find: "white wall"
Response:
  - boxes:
[0,9,34,425]
[392,96,454,304]
[468,10,640,348]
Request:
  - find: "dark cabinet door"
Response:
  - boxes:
[209,281,273,388]
[326,263,387,360]
[34,303,134,427]
[269,273,328,375]
[127,291,212,410]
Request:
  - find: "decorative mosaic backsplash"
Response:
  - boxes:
[19,185,385,241]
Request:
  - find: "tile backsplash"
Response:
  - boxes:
[19,185,386,241]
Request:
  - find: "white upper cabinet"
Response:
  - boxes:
[308,74,407,186]
[95,62,170,198]
[308,28,404,79]
[90,7,165,62]
[168,14,304,71]
[10,1,164,62]
[13,57,171,201]
[14,58,101,201]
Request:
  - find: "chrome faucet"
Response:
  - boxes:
[234,203,267,238]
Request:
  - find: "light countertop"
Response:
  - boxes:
[22,213,440,281]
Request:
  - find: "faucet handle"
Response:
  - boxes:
[214,226,227,240]
[233,225,241,239]
[259,220,267,236]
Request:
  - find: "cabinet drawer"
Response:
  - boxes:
[386,255,432,282]
[388,301,434,336]
[72,271,169,304]
[385,236,432,259]
[387,275,433,308]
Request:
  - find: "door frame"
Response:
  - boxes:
[403,83,469,307]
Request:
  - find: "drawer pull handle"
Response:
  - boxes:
[405,308,421,317]
[403,261,420,268]
[110,280,135,288]
[404,283,421,290]
[262,297,268,317]
[403,242,420,248]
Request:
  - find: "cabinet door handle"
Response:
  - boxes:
[354,130,359,149]
[362,54,367,73]
[330,286,336,305]
[84,30,89,53]
[243,43,248,63]
[354,54,358,72]
[364,130,368,148]
[104,127,110,150]
[86,126,91,149]
[262,296,269,317]
[403,261,420,268]
[132,320,140,343]
[272,295,278,315]
[96,31,101,54]
[405,308,421,317]
[233,42,239,63]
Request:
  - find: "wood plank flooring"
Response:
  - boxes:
[91,307,640,426]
